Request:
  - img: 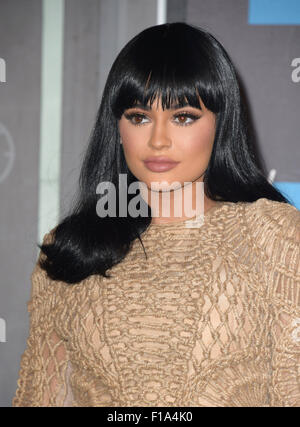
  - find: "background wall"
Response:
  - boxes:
[0,0,299,407]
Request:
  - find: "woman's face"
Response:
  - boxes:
[118,96,216,194]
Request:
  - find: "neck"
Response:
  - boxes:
[139,180,216,225]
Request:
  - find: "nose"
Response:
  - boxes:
[148,119,172,150]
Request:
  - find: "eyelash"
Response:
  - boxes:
[123,111,201,127]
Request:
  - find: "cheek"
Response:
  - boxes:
[180,121,215,160]
[119,120,144,156]
[118,123,147,176]
[121,139,143,171]
[119,123,135,160]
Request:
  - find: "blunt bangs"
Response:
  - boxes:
[110,23,225,120]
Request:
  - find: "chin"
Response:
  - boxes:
[148,181,183,192]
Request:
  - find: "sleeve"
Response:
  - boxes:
[12,230,74,407]
[246,198,300,406]
[268,205,300,407]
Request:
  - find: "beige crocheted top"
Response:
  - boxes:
[12,198,300,407]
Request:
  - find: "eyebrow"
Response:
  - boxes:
[129,102,200,111]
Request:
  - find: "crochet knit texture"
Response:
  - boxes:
[12,198,300,407]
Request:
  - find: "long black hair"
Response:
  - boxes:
[38,22,289,284]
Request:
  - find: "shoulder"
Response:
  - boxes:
[241,198,300,253]
[41,226,57,246]
[27,226,67,328]
[242,197,300,227]
[29,226,59,300]
[241,198,299,304]
[224,197,299,245]
[221,198,299,268]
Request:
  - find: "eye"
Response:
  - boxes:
[123,111,201,127]
[124,112,149,126]
[173,112,201,126]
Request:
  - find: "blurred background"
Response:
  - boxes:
[0,0,299,407]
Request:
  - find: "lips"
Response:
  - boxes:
[144,156,178,163]
[143,157,180,172]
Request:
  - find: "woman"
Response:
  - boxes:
[13,22,299,407]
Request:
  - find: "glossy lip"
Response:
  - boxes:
[144,156,178,163]
[143,161,179,172]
